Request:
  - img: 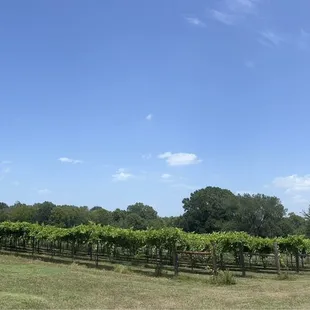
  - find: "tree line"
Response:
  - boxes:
[1,186,309,237]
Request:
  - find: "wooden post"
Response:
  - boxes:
[211,242,218,276]
[89,243,93,261]
[173,248,179,277]
[239,244,246,277]
[31,237,34,257]
[220,253,224,270]
[71,241,75,262]
[295,250,300,273]
[274,242,281,275]
[190,253,194,272]
[96,241,99,268]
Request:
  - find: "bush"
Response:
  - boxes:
[210,270,236,285]
[276,271,295,281]
[113,264,132,274]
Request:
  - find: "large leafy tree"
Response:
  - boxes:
[127,203,158,221]
[280,212,306,236]
[89,207,112,226]
[50,205,89,227]
[0,202,9,222]
[182,186,238,233]
[9,201,37,222]
[0,202,9,210]
[234,194,287,237]
[33,201,56,224]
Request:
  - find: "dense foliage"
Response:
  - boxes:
[1,186,309,238]
[1,221,310,256]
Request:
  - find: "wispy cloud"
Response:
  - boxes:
[146,114,153,121]
[1,160,12,165]
[210,10,236,25]
[0,166,11,181]
[258,31,285,47]
[297,29,310,50]
[209,0,259,25]
[227,0,257,14]
[38,189,51,195]
[58,157,83,164]
[158,152,202,166]
[185,17,206,27]
[2,167,10,174]
[0,160,12,181]
[161,173,172,179]
[142,153,152,160]
[112,168,133,182]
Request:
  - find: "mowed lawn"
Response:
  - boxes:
[1,255,310,309]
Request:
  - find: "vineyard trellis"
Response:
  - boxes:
[1,221,310,276]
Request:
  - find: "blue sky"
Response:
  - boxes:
[1,0,310,216]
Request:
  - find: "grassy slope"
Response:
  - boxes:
[0,254,310,309]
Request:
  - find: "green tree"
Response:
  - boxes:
[280,212,306,236]
[0,202,9,222]
[127,203,158,221]
[0,202,9,210]
[182,186,238,233]
[234,194,286,237]
[33,201,56,224]
[50,205,89,227]
[123,213,147,230]
[89,207,112,225]
[9,201,37,222]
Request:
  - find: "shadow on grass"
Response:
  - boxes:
[0,250,293,280]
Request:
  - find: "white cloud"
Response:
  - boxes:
[258,31,285,47]
[38,189,51,195]
[209,0,259,26]
[185,17,206,27]
[146,114,153,121]
[161,173,172,179]
[158,152,202,166]
[142,153,152,160]
[210,10,236,25]
[244,60,255,68]
[272,175,310,192]
[58,157,83,164]
[112,168,133,182]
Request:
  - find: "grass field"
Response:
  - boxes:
[1,254,310,309]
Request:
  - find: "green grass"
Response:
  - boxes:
[1,254,310,309]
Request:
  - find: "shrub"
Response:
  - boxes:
[113,264,132,274]
[276,271,295,281]
[210,270,236,285]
